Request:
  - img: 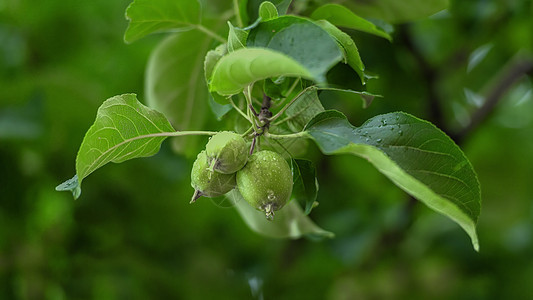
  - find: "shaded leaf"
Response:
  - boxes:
[124,0,201,43]
[146,31,212,156]
[248,16,343,81]
[264,77,293,100]
[209,48,314,96]
[311,4,392,41]
[263,86,323,157]
[291,159,319,215]
[282,86,325,132]
[315,20,365,84]
[229,190,333,239]
[208,94,232,120]
[304,110,481,251]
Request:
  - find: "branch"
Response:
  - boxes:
[398,24,446,131]
[452,55,533,143]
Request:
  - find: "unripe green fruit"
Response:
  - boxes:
[206,131,248,174]
[236,150,293,220]
[190,150,236,203]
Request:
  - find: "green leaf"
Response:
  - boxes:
[124,0,201,43]
[259,1,278,21]
[227,21,248,52]
[291,159,319,215]
[247,16,343,81]
[315,20,365,84]
[209,48,314,96]
[304,110,481,251]
[57,94,175,199]
[229,190,333,239]
[311,4,392,41]
[342,0,449,24]
[146,31,212,156]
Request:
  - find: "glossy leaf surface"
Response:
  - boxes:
[304,110,481,250]
[248,16,343,81]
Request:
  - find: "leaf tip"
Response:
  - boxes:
[55,174,81,200]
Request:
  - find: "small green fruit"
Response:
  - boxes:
[206,131,248,174]
[236,150,293,220]
[190,150,236,203]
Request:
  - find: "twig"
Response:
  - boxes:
[453,55,533,143]
[398,24,446,131]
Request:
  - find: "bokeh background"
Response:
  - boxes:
[1,0,533,299]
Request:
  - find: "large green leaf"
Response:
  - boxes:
[124,0,201,43]
[247,16,343,81]
[304,110,481,251]
[209,48,314,96]
[146,31,212,156]
[56,94,175,199]
[343,0,449,24]
[229,190,333,239]
[311,4,392,41]
[315,20,365,84]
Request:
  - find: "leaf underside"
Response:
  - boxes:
[209,48,314,96]
[229,190,334,239]
[146,31,212,156]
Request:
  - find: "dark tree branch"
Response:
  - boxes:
[398,24,447,131]
[452,56,533,144]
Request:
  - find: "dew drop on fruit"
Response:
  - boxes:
[267,189,276,201]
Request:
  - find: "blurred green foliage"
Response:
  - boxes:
[1,0,533,299]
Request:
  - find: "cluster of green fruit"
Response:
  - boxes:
[190,131,293,220]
